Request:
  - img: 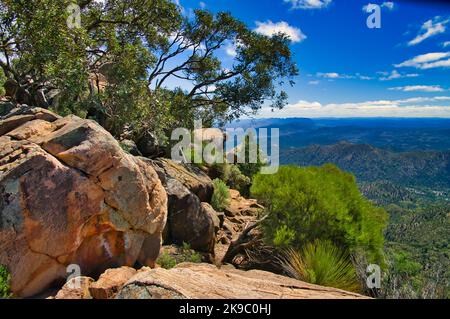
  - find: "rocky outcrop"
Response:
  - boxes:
[89,266,137,299]
[225,189,263,217]
[148,158,216,253]
[150,158,213,202]
[53,263,368,299]
[164,178,215,253]
[54,277,94,299]
[115,263,368,299]
[214,189,263,262]
[0,107,168,297]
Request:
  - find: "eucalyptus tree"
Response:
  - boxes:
[0,0,298,137]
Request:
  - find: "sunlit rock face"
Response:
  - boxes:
[0,107,167,297]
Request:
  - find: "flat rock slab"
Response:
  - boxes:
[116,263,369,299]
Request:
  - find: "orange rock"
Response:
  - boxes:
[0,107,167,297]
[116,263,369,299]
[55,277,94,299]
[89,267,137,299]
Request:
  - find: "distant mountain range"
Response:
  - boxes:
[227,117,450,152]
[281,141,450,189]
[232,118,450,297]
[228,117,450,191]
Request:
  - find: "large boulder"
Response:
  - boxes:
[201,202,222,233]
[0,107,167,297]
[165,178,215,253]
[147,158,216,252]
[150,158,213,202]
[115,263,369,299]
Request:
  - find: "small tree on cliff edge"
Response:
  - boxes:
[0,0,298,137]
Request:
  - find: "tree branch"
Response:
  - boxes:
[221,215,268,265]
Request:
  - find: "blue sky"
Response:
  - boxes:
[174,0,450,117]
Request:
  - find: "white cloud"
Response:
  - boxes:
[420,58,450,69]
[284,0,332,10]
[225,43,237,57]
[408,17,449,46]
[381,2,394,10]
[199,1,206,9]
[378,70,419,81]
[358,75,373,80]
[254,21,306,43]
[315,72,371,80]
[289,100,323,109]
[363,2,394,12]
[308,80,320,85]
[395,52,450,69]
[442,41,450,48]
[255,96,450,118]
[317,72,341,78]
[389,85,445,92]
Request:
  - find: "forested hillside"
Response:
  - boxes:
[281,142,450,189]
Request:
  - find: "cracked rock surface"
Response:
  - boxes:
[0,107,167,297]
[115,263,369,299]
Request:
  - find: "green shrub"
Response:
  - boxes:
[188,252,202,263]
[182,242,202,263]
[226,165,251,196]
[211,178,231,211]
[156,252,178,269]
[157,243,203,269]
[273,225,296,247]
[210,163,251,196]
[0,68,6,96]
[0,265,12,299]
[280,240,360,292]
[251,164,388,264]
[237,135,266,180]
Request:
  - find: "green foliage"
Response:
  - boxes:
[382,204,450,298]
[182,242,202,263]
[281,142,450,189]
[273,225,295,247]
[360,181,450,208]
[280,241,360,292]
[237,135,266,180]
[156,251,178,270]
[227,165,251,194]
[208,134,265,196]
[0,0,297,138]
[0,68,5,96]
[211,178,231,211]
[157,243,202,269]
[0,265,12,299]
[251,164,388,264]
[391,251,422,277]
[211,163,251,196]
